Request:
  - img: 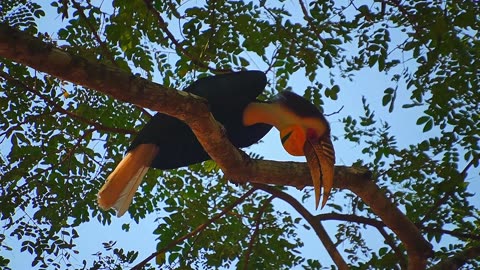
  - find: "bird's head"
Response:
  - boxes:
[243,91,335,209]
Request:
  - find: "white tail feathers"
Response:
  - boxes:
[97,144,159,217]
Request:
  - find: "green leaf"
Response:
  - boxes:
[423,118,433,132]
[324,54,333,68]
[155,252,166,265]
[416,116,430,125]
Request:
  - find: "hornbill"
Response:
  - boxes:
[98,71,335,217]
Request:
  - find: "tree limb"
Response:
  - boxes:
[0,23,433,268]
[317,213,406,267]
[243,196,274,270]
[429,244,480,270]
[131,187,258,270]
[0,69,136,135]
[142,0,230,73]
[256,184,349,270]
[70,0,118,66]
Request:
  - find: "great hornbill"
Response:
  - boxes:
[98,71,335,217]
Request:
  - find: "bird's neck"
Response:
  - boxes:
[243,102,329,136]
[243,102,291,129]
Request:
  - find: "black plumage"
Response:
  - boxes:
[127,71,273,169]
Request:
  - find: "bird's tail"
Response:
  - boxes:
[97,144,159,217]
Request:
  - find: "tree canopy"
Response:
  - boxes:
[0,0,479,269]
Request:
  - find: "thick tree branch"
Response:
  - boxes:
[0,23,432,268]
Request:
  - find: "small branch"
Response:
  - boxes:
[298,0,327,47]
[71,0,153,119]
[460,158,477,178]
[335,172,433,269]
[0,69,136,135]
[256,184,349,270]
[70,0,118,66]
[385,0,432,56]
[131,187,258,270]
[142,0,230,73]
[243,196,274,270]
[429,244,480,270]
[317,213,406,267]
[419,226,480,241]
[377,227,407,269]
[325,105,344,117]
[419,158,476,226]
[317,212,385,227]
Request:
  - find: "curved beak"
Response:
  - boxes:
[303,135,335,209]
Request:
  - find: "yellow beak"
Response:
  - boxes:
[303,135,335,209]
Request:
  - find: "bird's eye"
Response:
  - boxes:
[281,130,293,144]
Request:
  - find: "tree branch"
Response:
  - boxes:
[419,158,476,226]
[70,0,118,66]
[429,244,480,270]
[298,0,327,47]
[142,0,230,73]
[0,69,135,135]
[419,226,480,242]
[131,187,258,270]
[243,196,274,270]
[316,213,406,267]
[0,23,433,268]
[256,184,349,270]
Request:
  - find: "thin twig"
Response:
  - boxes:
[0,70,136,135]
[142,0,230,73]
[70,0,118,66]
[298,0,327,47]
[317,212,406,267]
[255,184,349,270]
[325,105,344,117]
[131,187,258,270]
[243,196,274,270]
[419,158,476,225]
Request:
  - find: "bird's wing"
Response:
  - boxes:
[184,71,267,103]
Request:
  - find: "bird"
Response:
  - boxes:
[97,71,335,217]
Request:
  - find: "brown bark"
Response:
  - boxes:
[0,23,433,268]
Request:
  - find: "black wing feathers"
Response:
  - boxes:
[128,71,271,169]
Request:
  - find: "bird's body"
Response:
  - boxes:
[98,71,335,217]
[98,71,273,215]
[128,71,272,169]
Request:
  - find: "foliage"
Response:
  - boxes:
[1,0,479,269]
